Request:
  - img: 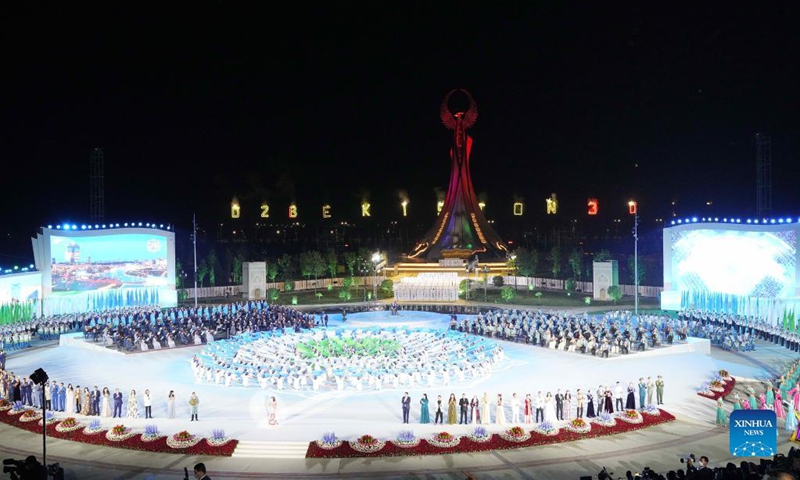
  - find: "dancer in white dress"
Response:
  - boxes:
[511,393,521,424]
[544,392,557,423]
[167,390,176,419]
[100,387,111,417]
[495,394,506,424]
[481,392,492,424]
[65,385,75,414]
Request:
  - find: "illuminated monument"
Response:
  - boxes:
[410,89,508,261]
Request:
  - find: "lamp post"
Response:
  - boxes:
[481,266,490,302]
[360,265,368,302]
[192,214,198,308]
[508,253,517,290]
[371,251,381,301]
[629,200,639,317]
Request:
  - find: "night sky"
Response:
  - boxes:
[2,4,799,260]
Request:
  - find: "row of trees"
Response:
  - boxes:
[510,247,646,285]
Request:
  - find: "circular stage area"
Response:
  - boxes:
[192,326,502,391]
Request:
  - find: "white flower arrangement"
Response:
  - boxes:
[0,400,12,412]
[82,423,104,435]
[55,418,84,433]
[427,431,461,448]
[467,426,492,443]
[166,431,202,449]
[641,404,661,416]
[531,421,560,436]
[106,425,138,442]
[564,417,592,434]
[592,412,617,427]
[206,429,232,447]
[38,413,58,427]
[498,426,531,442]
[315,432,342,450]
[391,430,420,448]
[349,434,386,453]
[616,409,644,424]
[697,383,715,398]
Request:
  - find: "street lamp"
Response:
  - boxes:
[481,265,490,301]
[508,253,517,290]
[360,265,368,302]
[629,200,639,317]
[371,251,381,301]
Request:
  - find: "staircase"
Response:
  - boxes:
[232,440,309,459]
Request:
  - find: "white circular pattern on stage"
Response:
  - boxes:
[192,326,503,392]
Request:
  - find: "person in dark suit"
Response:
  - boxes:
[434,395,444,424]
[93,386,101,415]
[459,393,469,424]
[401,392,411,423]
[555,390,564,420]
[193,462,211,480]
[113,388,123,418]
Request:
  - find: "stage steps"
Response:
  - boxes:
[232,440,309,459]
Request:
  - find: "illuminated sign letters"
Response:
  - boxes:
[289,204,298,219]
[513,202,524,216]
[588,198,598,215]
[322,205,331,219]
[260,204,269,218]
[361,202,371,217]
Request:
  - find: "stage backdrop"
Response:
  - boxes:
[661,221,800,324]
[33,227,177,314]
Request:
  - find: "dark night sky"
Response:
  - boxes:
[2,3,800,258]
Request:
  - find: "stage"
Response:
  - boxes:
[3,311,755,451]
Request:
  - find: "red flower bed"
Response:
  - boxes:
[306,409,676,458]
[697,377,736,401]
[0,411,237,456]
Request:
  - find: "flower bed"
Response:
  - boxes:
[349,434,385,453]
[467,426,492,443]
[106,425,138,442]
[0,410,237,456]
[531,421,559,436]
[19,410,42,423]
[617,409,643,424]
[0,400,11,412]
[316,432,342,450]
[306,409,677,458]
[166,431,202,449]
[498,426,531,443]
[391,430,420,449]
[697,376,736,401]
[641,405,661,416]
[564,417,591,434]
[592,413,616,428]
[719,370,732,382]
[427,431,461,448]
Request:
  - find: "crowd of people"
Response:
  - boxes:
[400,374,665,425]
[190,326,503,391]
[680,309,800,353]
[0,366,201,421]
[450,309,689,357]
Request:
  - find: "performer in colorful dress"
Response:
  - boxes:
[786,406,798,435]
[419,394,430,424]
[774,391,786,420]
[447,394,457,425]
[495,394,506,425]
[625,382,636,410]
[523,393,532,423]
[766,385,775,408]
[732,392,742,411]
[788,382,800,411]
[747,386,758,410]
[267,396,278,425]
[470,394,480,424]
[715,397,727,426]
[126,390,139,419]
[189,392,199,421]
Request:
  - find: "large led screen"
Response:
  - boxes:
[50,233,170,292]
[667,226,797,299]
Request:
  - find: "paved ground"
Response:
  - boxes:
[1,311,797,479]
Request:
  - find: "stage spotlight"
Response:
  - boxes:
[102,224,106,228]
[124,223,129,227]
[691,217,698,222]
[787,218,793,223]
[779,218,784,223]
[770,219,776,224]
[714,217,718,221]
[677,219,682,224]
[29,264,34,269]
[747,219,752,223]
[81,225,86,230]
[115,223,120,227]
[146,223,150,227]
[736,219,741,223]
[138,222,143,226]
[159,224,164,228]
[55,225,61,229]
[47,225,52,229]
[755,220,760,224]
[723,218,728,222]
[14,266,18,270]
[71,225,77,230]
[701,217,706,222]
[670,220,675,225]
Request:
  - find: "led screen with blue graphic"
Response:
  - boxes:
[50,233,170,292]
[663,224,798,303]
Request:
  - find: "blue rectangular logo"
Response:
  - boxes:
[729,410,777,457]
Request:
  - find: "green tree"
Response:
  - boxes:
[266,261,279,283]
[380,279,394,297]
[207,249,218,286]
[594,249,612,262]
[607,285,623,304]
[277,253,294,282]
[300,251,325,293]
[197,259,209,288]
[565,278,577,293]
[501,286,516,302]
[492,275,504,287]
[343,252,358,278]
[550,245,562,279]
[568,249,583,280]
[627,255,646,285]
[176,260,184,289]
[514,248,539,295]
[232,253,245,284]
[324,249,338,279]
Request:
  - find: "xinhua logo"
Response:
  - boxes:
[729,410,777,457]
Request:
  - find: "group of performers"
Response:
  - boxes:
[451,309,688,357]
[0,367,190,420]
[190,326,503,391]
[405,374,665,425]
[680,309,800,353]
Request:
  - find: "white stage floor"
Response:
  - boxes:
[4,311,767,444]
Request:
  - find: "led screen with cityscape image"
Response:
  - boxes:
[670,228,797,298]
[50,233,170,292]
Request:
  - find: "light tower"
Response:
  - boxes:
[90,147,105,223]
[756,133,772,216]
